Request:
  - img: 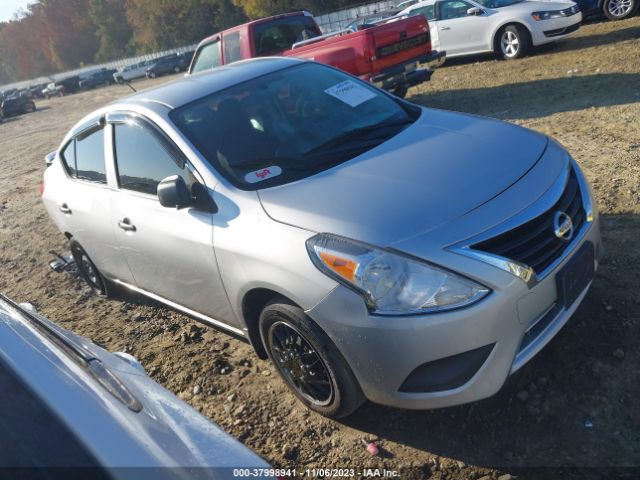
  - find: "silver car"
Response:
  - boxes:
[42,57,601,418]
[0,294,271,476]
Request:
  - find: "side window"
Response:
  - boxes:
[223,32,243,63]
[60,141,77,177]
[74,128,107,184]
[113,121,196,196]
[191,41,221,73]
[438,0,472,19]
[411,5,435,20]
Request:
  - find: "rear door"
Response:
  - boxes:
[106,113,238,327]
[435,0,490,55]
[52,121,135,284]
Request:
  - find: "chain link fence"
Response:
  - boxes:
[315,0,398,32]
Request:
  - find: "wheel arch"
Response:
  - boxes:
[491,20,533,51]
[241,287,299,359]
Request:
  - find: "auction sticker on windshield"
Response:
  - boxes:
[244,166,282,184]
[325,80,377,107]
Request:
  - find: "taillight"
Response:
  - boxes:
[39,180,45,195]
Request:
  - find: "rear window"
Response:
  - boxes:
[223,32,243,63]
[253,16,320,56]
[191,40,222,73]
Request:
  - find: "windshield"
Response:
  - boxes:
[474,0,523,7]
[171,63,418,190]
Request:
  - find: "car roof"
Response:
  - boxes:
[112,57,304,111]
[403,0,436,11]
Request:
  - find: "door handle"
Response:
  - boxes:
[58,203,72,214]
[440,26,451,30]
[117,218,136,232]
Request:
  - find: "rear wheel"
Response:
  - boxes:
[603,0,638,19]
[27,102,36,112]
[70,240,112,297]
[259,299,365,418]
[496,24,530,60]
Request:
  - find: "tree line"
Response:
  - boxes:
[0,0,366,84]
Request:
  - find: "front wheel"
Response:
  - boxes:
[603,0,638,19]
[259,299,365,418]
[496,25,530,60]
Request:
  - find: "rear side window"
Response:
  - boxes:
[113,122,196,196]
[191,40,221,73]
[63,128,107,184]
[60,141,77,177]
[223,32,243,63]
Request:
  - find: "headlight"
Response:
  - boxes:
[531,10,564,20]
[306,233,490,315]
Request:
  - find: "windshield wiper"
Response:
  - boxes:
[304,118,414,156]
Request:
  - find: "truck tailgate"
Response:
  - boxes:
[367,16,431,74]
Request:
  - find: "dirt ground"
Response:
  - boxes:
[1,16,639,480]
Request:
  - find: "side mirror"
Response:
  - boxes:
[467,6,482,15]
[157,175,192,209]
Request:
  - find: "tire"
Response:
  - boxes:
[70,240,112,297]
[173,66,180,73]
[496,24,530,60]
[27,102,36,112]
[259,299,365,418]
[603,0,638,19]
[149,72,156,79]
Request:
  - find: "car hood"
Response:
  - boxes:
[258,108,548,246]
[501,0,577,12]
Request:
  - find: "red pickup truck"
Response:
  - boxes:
[188,11,445,97]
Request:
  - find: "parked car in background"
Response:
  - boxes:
[57,75,81,94]
[114,60,155,83]
[345,8,402,30]
[145,55,185,78]
[189,10,444,98]
[42,82,64,98]
[42,57,600,419]
[541,0,638,19]
[0,294,272,476]
[79,69,118,89]
[28,83,47,98]
[398,0,582,59]
[0,93,36,117]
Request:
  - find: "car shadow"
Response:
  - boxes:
[537,24,640,55]
[411,72,640,119]
[338,212,639,474]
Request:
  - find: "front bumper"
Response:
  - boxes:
[306,217,601,410]
[531,13,582,45]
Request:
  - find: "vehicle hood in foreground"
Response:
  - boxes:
[258,108,548,246]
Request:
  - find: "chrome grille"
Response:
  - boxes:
[560,4,580,15]
[472,168,586,275]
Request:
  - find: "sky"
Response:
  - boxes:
[0,0,33,23]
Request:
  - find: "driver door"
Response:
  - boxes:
[106,113,239,328]
[435,0,490,55]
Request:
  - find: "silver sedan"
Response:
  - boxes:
[42,58,601,418]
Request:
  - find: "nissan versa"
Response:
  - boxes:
[41,58,601,418]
